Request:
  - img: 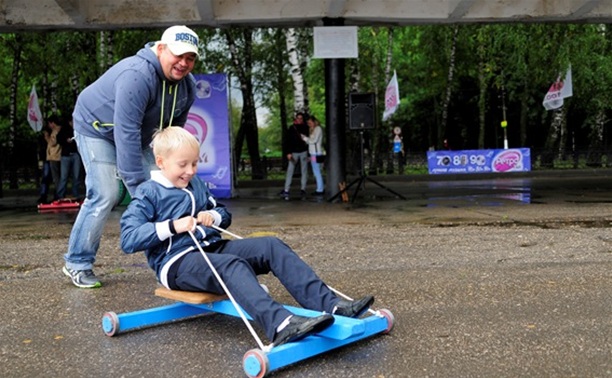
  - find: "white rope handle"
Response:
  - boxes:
[212,225,376,315]
[212,224,243,240]
[187,230,267,351]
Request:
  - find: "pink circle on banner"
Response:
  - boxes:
[185,113,208,145]
[492,150,522,172]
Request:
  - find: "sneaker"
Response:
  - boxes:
[333,295,375,318]
[279,190,290,200]
[272,314,334,346]
[300,190,307,197]
[63,266,102,288]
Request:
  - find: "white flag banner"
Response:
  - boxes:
[383,70,400,121]
[542,66,573,111]
[27,85,43,132]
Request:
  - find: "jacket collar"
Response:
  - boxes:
[151,170,175,188]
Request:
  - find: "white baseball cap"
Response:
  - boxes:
[159,25,200,57]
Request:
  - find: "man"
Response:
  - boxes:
[279,112,309,200]
[45,115,62,200]
[63,25,200,288]
[56,117,82,199]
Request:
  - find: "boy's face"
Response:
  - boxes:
[156,146,199,188]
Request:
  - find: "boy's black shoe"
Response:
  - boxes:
[334,295,375,318]
[273,314,334,346]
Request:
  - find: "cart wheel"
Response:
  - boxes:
[379,309,395,334]
[102,311,120,337]
[243,348,269,378]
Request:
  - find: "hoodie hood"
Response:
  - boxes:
[139,42,170,83]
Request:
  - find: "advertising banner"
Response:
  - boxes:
[27,85,43,132]
[382,70,400,121]
[427,148,531,175]
[543,66,573,111]
[187,73,233,198]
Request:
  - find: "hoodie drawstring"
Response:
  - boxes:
[92,80,179,132]
[159,81,178,130]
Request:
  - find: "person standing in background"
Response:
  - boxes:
[36,125,52,204]
[45,115,62,200]
[279,112,309,200]
[56,116,82,199]
[302,115,325,196]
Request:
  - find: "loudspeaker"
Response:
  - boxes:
[348,93,375,130]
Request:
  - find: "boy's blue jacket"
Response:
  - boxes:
[120,171,231,288]
[72,43,196,194]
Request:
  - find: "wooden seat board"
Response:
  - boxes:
[154,287,227,304]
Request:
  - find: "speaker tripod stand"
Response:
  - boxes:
[329,130,407,203]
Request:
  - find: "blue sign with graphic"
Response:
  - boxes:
[427,148,531,175]
[187,73,232,198]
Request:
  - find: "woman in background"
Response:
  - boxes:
[302,115,325,196]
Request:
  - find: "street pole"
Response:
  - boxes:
[501,86,508,149]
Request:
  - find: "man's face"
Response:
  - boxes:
[157,44,196,82]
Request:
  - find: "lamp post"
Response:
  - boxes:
[501,87,508,149]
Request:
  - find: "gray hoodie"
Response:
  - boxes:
[73,42,196,194]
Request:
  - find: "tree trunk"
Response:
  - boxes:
[382,28,394,174]
[274,29,289,168]
[99,31,114,74]
[520,89,528,147]
[557,109,567,161]
[586,109,605,167]
[368,28,381,175]
[286,28,306,114]
[477,30,486,149]
[347,60,361,175]
[7,34,24,190]
[540,107,564,168]
[224,29,263,180]
[296,28,311,114]
[477,70,486,149]
[439,25,459,150]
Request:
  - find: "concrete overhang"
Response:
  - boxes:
[0,0,610,32]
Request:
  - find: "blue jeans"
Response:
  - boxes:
[310,155,325,192]
[57,153,82,198]
[283,151,309,192]
[64,131,155,271]
[39,161,51,197]
[49,160,61,199]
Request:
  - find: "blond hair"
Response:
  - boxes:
[152,126,200,157]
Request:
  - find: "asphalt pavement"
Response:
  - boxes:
[0,170,610,377]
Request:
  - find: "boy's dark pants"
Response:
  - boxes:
[170,236,339,341]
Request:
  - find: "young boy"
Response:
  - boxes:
[120,126,374,346]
